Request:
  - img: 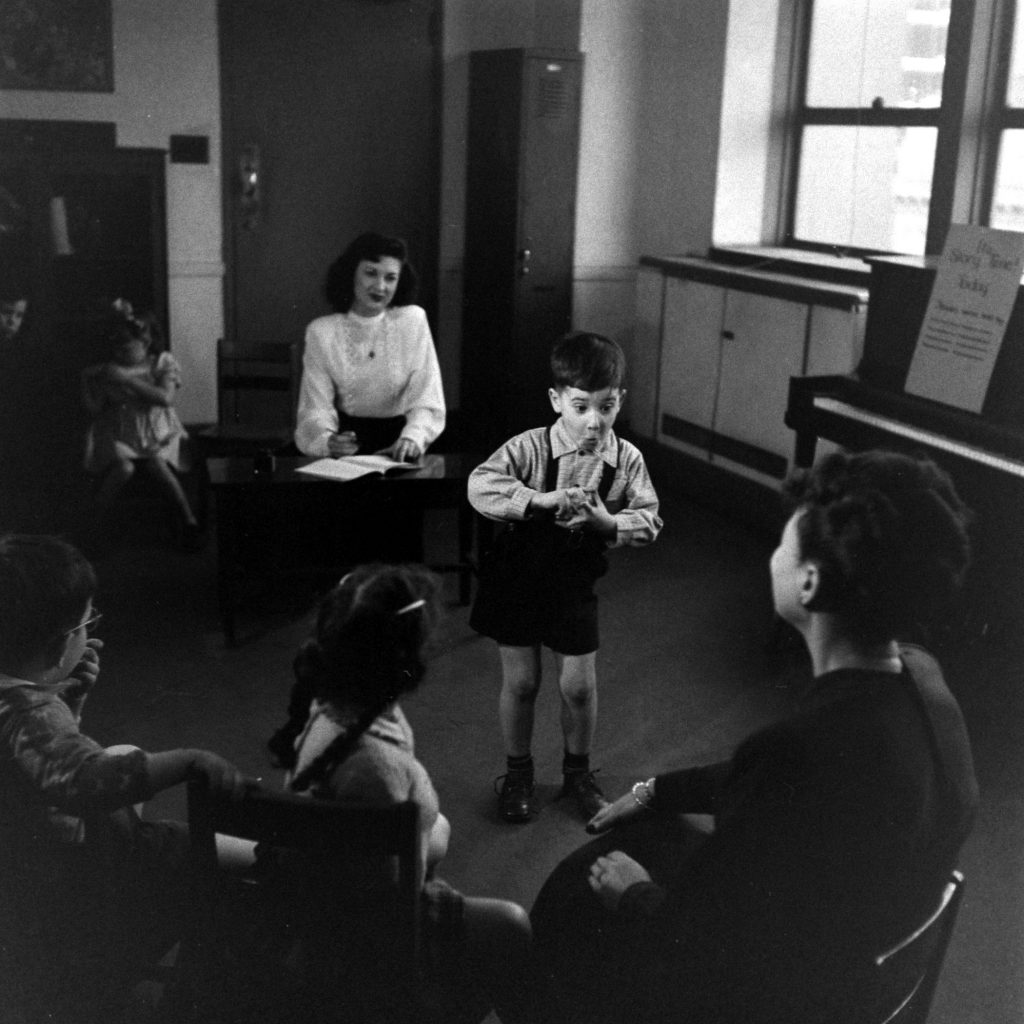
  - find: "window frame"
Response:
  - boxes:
[771,0,1019,258]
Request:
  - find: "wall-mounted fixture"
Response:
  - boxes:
[239,143,261,229]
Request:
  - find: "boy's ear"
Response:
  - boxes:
[548,387,563,413]
[799,561,823,609]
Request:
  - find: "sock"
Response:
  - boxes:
[507,754,534,777]
[563,751,590,776]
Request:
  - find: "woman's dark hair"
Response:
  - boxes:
[550,331,626,392]
[0,534,96,667]
[783,450,972,644]
[323,232,418,313]
[279,563,442,791]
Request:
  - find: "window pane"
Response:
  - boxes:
[806,0,949,108]
[794,125,936,253]
[1008,4,1024,107]
[991,130,1024,231]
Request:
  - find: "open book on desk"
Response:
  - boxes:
[295,454,421,483]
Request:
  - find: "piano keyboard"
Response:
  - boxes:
[813,397,1024,479]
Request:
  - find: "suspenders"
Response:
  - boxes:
[542,426,619,502]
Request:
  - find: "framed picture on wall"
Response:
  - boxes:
[0,0,113,92]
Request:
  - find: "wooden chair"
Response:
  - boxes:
[196,339,302,458]
[165,777,422,1024]
[872,870,965,1024]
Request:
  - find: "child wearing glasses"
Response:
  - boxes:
[0,533,250,1021]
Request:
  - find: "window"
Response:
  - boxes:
[784,0,1023,255]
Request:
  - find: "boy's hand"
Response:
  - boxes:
[560,491,616,537]
[527,490,565,516]
[59,638,103,712]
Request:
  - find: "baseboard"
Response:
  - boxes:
[619,431,785,542]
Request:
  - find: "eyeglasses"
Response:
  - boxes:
[62,608,103,639]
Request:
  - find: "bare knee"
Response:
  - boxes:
[499,646,542,702]
[558,661,596,709]
[463,897,532,959]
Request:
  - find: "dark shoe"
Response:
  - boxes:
[495,770,535,823]
[561,770,609,820]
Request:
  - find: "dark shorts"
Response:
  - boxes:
[469,522,606,655]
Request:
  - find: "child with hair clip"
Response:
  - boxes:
[80,299,202,550]
[267,563,532,1024]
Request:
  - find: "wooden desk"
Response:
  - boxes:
[207,455,474,645]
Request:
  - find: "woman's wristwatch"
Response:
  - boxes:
[631,776,656,809]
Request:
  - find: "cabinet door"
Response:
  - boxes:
[657,277,725,461]
[713,290,807,485]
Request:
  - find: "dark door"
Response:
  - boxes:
[462,49,582,447]
[219,0,441,347]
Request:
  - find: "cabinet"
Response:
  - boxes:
[0,121,168,530]
[461,48,583,448]
[641,257,867,488]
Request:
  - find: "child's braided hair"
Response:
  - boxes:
[277,563,442,794]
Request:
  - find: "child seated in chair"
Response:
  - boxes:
[268,563,532,1023]
[0,533,249,1022]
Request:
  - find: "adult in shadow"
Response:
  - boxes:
[529,449,978,1024]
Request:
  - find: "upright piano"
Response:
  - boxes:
[785,255,1024,627]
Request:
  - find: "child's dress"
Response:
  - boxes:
[84,352,188,473]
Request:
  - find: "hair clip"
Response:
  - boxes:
[396,598,425,616]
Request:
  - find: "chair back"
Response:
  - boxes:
[872,870,965,1024]
[217,339,302,430]
[170,776,422,1024]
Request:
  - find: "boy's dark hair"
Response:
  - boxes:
[783,450,972,644]
[323,231,418,313]
[550,332,625,392]
[0,534,97,667]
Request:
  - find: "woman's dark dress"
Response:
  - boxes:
[530,644,978,1024]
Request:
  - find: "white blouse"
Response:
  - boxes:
[294,305,446,457]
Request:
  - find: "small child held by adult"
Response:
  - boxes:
[0,533,250,1022]
[468,332,663,823]
[81,299,201,550]
[267,563,532,1023]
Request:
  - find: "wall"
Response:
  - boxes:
[573,0,642,379]
[0,0,222,424]
[713,0,782,246]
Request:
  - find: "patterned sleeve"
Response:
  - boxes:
[608,441,663,548]
[0,692,150,813]
[467,431,543,522]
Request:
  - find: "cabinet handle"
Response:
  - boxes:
[721,330,735,340]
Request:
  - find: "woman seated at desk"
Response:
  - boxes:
[294,231,445,463]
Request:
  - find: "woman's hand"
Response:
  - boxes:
[588,850,652,911]
[386,437,422,463]
[327,431,359,457]
[585,786,649,834]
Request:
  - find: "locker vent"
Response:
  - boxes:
[538,75,570,120]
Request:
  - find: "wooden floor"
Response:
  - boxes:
[73,482,1024,1024]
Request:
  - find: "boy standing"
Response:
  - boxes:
[468,332,662,823]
